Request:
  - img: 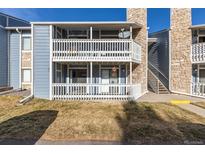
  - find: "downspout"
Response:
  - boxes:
[16,28,21,34]
[15,28,22,90]
[16,28,34,105]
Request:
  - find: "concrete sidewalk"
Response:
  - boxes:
[136,92,205,103]
[178,104,205,118]
[137,92,205,118]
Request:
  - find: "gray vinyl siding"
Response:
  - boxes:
[0,27,8,86]
[33,25,51,99]
[9,32,20,89]
[148,30,169,88]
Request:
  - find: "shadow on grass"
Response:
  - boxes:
[116,102,205,145]
[0,110,58,145]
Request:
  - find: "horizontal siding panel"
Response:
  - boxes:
[9,32,20,89]
[0,27,8,86]
[33,25,51,99]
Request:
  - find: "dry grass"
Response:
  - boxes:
[0,95,22,109]
[192,102,205,109]
[0,97,205,144]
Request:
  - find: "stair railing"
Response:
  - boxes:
[148,62,169,89]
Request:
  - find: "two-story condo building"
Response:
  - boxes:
[148,8,205,99]
[0,8,148,100]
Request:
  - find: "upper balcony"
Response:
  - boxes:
[52,39,141,63]
[50,22,142,63]
[191,27,205,63]
[192,43,205,63]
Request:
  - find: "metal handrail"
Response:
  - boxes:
[148,62,168,81]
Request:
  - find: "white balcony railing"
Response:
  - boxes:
[52,39,141,63]
[192,82,205,97]
[192,43,205,63]
[52,83,141,100]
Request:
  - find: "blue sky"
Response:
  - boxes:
[1,8,205,33]
[148,8,205,33]
[0,8,127,22]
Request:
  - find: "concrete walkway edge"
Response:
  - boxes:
[178,104,205,118]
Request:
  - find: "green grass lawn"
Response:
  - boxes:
[0,96,205,144]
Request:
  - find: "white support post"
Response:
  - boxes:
[99,64,101,84]
[119,64,121,95]
[130,26,133,39]
[197,64,199,83]
[67,63,69,84]
[90,27,93,40]
[86,63,89,84]
[130,62,132,84]
[66,63,69,94]
[126,64,128,84]
[119,64,121,84]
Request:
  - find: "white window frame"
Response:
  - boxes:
[22,69,31,83]
[22,34,31,52]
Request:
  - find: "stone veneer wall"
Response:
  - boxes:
[170,8,192,94]
[127,8,147,94]
[22,52,32,89]
[22,52,31,68]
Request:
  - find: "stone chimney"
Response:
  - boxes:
[170,8,192,94]
[127,8,147,94]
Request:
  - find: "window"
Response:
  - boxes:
[199,37,205,43]
[67,29,89,39]
[22,69,31,82]
[22,37,31,50]
[100,30,120,39]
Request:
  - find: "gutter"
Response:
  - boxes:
[15,28,34,104]
[5,27,31,30]
[16,28,22,34]
[18,94,34,105]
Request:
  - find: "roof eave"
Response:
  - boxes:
[31,21,142,29]
[190,24,205,29]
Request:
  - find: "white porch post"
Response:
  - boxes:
[86,63,89,84]
[130,62,132,84]
[126,64,128,84]
[86,63,89,94]
[197,64,199,83]
[119,64,121,95]
[90,27,93,39]
[90,62,93,95]
[119,64,121,84]
[130,26,133,39]
[67,64,69,84]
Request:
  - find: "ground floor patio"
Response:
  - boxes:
[52,62,141,100]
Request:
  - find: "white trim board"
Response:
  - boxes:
[49,25,53,100]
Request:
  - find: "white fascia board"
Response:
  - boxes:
[31,21,142,28]
[190,24,205,29]
[5,27,31,30]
